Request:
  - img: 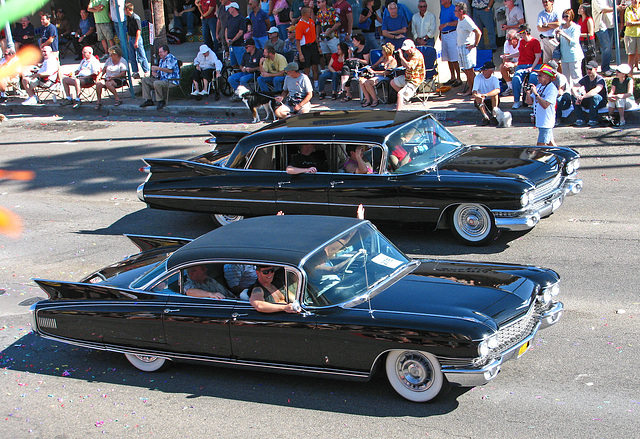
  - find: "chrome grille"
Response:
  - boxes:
[490,305,539,359]
[37,316,57,329]
[532,173,562,202]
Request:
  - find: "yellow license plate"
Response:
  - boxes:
[517,341,530,357]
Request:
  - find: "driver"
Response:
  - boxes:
[249,266,299,313]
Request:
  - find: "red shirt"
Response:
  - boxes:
[329,53,344,71]
[578,17,595,41]
[200,0,216,17]
[333,0,352,34]
[517,38,541,66]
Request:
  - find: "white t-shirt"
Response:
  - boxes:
[506,6,524,27]
[77,56,102,77]
[104,57,128,80]
[457,16,480,46]
[503,40,519,63]
[284,73,313,100]
[473,72,500,94]
[38,57,59,78]
[534,81,558,129]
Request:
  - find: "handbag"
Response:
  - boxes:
[278,6,291,22]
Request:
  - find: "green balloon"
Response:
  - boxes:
[0,0,50,29]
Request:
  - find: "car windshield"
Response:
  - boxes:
[301,223,411,307]
[130,260,167,289]
[386,115,465,174]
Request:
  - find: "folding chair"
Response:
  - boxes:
[78,74,99,101]
[59,36,74,59]
[415,46,438,104]
[474,49,493,72]
[34,74,63,103]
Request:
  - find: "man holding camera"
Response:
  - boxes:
[525,63,558,146]
[391,39,425,111]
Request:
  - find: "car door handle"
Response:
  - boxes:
[277,181,291,188]
[330,181,344,188]
[163,308,180,314]
[231,312,248,320]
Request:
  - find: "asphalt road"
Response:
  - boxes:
[0,112,638,438]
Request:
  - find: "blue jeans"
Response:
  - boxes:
[127,35,149,74]
[174,11,196,34]
[277,23,290,41]
[472,8,496,50]
[362,32,381,51]
[557,92,572,119]
[229,72,255,90]
[595,28,613,73]
[573,93,605,122]
[229,46,246,67]
[253,35,268,50]
[202,16,218,51]
[512,64,540,103]
[318,70,340,93]
[257,75,285,91]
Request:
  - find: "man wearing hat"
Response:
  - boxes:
[226,2,247,69]
[274,62,313,119]
[249,0,271,49]
[528,63,558,146]
[571,59,608,126]
[511,23,542,109]
[391,39,425,111]
[283,25,299,61]
[191,44,223,98]
[228,38,262,97]
[472,61,501,125]
[267,26,285,54]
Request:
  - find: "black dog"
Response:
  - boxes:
[234,85,278,123]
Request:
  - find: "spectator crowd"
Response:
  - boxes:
[1,0,638,127]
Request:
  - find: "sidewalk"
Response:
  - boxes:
[1,41,635,125]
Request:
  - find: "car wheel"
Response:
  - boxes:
[124,353,168,372]
[211,214,245,227]
[385,350,444,402]
[450,203,497,246]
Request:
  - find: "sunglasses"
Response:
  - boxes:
[259,268,276,274]
[562,14,569,18]
[418,4,427,7]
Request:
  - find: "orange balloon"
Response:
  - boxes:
[0,206,22,239]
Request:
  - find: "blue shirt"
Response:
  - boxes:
[159,53,180,84]
[250,9,270,38]
[41,23,59,52]
[439,4,458,33]
[382,14,407,33]
[78,16,96,36]
[537,10,560,37]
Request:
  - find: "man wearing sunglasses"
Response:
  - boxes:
[250,266,299,313]
[537,0,561,63]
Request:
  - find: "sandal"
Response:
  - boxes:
[94,103,102,110]
[341,95,352,103]
[370,100,379,107]
[362,100,371,107]
[331,92,338,100]
[114,100,122,106]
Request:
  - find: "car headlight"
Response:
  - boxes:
[564,158,580,175]
[478,335,499,357]
[520,191,533,208]
[537,282,560,305]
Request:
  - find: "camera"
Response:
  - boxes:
[524,84,533,92]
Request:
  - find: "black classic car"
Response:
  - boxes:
[32,215,563,402]
[137,111,582,245]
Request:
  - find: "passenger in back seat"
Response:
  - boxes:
[184,264,233,299]
[224,264,258,295]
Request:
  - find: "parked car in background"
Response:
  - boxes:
[137,111,582,245]
[32,215,564,402]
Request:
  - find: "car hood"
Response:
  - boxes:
[362,260,550,329]
[440,146,562,184]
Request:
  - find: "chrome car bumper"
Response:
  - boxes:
[137,183,145,202]
[443,301,564,387]
[493,177,583,232]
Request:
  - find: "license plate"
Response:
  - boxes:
[517,341,530,357]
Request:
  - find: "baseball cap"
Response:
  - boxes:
[586,60,599,70]
[284,62,299,72]
[244,38,255,46]
[534,63,557,78]
[614,63,631,74]
[226,2,240,10]
[268,26,279,34]
[401,39,415,50]
[481,61,495,70]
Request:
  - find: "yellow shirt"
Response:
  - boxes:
[263,53,288,74]
[625,6,640,38]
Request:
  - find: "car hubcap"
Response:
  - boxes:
[395,352,433,391]
[456,205,489,239]
[213,214,244,226]
[135,355,159,363]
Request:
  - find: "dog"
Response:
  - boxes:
[493,107,512,128]
[234,85,277,123]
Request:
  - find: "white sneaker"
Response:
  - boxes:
[512,102,522,109]
[199,89,208,95]
[186,32,194,36]
[22,96,38,106]
[191,90,199,96]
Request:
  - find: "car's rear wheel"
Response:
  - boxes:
[211,213,245,227]
[450,203,497,246]
[385,350,444,402]
[124,353,168,372]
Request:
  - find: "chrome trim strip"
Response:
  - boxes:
[346,308,491,328]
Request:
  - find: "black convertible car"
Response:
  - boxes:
[137,111,582,245]
[32,215,563,402]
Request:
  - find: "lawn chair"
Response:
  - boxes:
[415,45,438,104]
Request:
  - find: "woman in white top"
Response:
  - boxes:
[95,46,128,109]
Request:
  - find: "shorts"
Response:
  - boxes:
[78,76,95,87]
[280,101,311,115]
[456,45,476,70]
[393,75,418,102]
[537,127,554,144]
[608,97,634,110]
[300,42,321,69]
[96,22,114,41]
[318,36,339,55]
[624,36,640,55]
[440,31,458,62]
[107,77,125,87]
[29,77,54,88]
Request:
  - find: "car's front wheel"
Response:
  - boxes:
[211,214,245,227]
[450,203,497,246]
[385,350,444,402]
[124,353,169,372]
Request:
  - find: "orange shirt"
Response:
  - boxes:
[296,18,316,46]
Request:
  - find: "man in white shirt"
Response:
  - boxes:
[501,0,524,32]
[21,46,60,105]
[472,61,501,125]
[61,46,102,108]
[412,0,437,47]
[537,0,561,63]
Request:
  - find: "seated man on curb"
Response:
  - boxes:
[471,61,500,126]
[571,60,608,126]
[274,62,313,119]
[140,45,181,110]
[60,46,101,109]
[391,39,425,111]
[228,38,262,101]
[257,44,287,91]
[21,46,60,106]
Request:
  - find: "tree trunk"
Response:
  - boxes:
[151,0,167,59]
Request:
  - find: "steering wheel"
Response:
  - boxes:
[341,249,365,280]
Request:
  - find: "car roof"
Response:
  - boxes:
[166,215,366,270]
[238,110,428,147]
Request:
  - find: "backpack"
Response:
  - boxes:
[167,28,186,45]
